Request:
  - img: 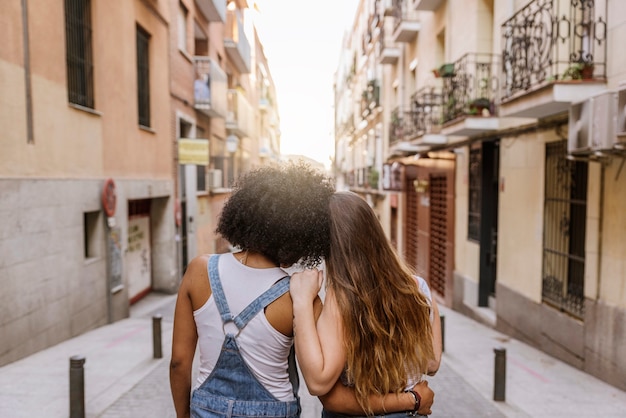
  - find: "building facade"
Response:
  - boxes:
[335,0,626,390]
[0,0,279,366]
[0,0,176,365]
[172,0,281,266]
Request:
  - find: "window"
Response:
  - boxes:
[178,3,188,52]
[136,25,151,127]
[65,0,94,108]
[542,140,587,318]
[468,146,481,241]
[83,210,101,259]
[196,126,207,191]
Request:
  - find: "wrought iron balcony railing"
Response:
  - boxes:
[410,86,443,136]
[389,106,419,145]
[377,25,400,64]
[389,107,404,146]
[501,0,607,102]
[361,79,380,118]
[440,53,500,124]
[391,0,420,42]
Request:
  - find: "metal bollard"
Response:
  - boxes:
[493,347,506,401]
[440,314,445,353]
[153,314,163,359]
[69,355,86,418]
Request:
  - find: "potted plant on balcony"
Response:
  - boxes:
[432,63,455,78]
[439,63,456,78]
[562,61,594,80]
[368,169,380,189]
[468,97,492,116]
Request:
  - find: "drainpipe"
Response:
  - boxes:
[21,0,34,144]
[595,163,604,301]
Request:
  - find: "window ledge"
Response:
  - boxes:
[69,103,102,117]
[210,187,232,195]
[139,124,156,134]
[179,49,193,63]
[84,256,101,265]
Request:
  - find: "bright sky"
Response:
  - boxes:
[253,0,360,168]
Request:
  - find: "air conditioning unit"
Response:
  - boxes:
[590,91,618,152]
[568,99,592,155]
[206,169,223,190]
[568,91,617,155]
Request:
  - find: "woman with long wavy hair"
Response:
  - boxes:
[291,191,442,417]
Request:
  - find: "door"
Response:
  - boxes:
[127,199,152,304]
[478,140,499,307]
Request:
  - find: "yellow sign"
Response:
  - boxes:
[178,138,209,165]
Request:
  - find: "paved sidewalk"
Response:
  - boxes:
[1,292,626,417]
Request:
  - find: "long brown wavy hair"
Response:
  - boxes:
[326,192,434,413]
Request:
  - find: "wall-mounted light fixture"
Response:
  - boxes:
[413,179,429,193]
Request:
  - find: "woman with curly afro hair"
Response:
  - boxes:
[170,163,427,417]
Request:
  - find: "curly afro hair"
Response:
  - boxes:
[216,162,335,268]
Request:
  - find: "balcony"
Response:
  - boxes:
[194,57,227,118]
[377,25,400,65]
[389,106,429,154]
[224,9,251,73]
[361,79,380,118]
[409,86,444,141]
[500,0,607,118]
[226,89,254,138]
[195,0,226,22]
[437,53,505,136]
[391,0,421,43]
[414,0,445,11]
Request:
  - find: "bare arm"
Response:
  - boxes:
[320,379,434,415]
[291,270,345,396]
[169,258,203,418]
[427,298,442,375]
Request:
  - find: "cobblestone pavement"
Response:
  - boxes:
[428,362,507,417]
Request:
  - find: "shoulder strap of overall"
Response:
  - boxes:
[207,254,233,324]
[234,276,290,329]
[207,254,291,330]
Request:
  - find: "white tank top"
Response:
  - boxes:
[193,253,295,401]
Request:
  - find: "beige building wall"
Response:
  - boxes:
[600,159,626,306]
[607,1,626,87]
[0,0,176,366]
[497,131,550,302]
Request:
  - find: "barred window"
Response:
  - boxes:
[468,146,481,241]
[65,0,94,108]
[542,140,587,318]
[136,26,151,127]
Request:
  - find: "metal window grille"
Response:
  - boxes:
[429,174,448,297]
[468,146,481,241]
[404,174,419,271]
[65,0,94,108]
[542,140,587,319]
[136,26,151,127]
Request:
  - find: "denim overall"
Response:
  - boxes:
[191,255,301,418]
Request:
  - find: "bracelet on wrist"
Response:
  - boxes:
[404,389,421,416]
